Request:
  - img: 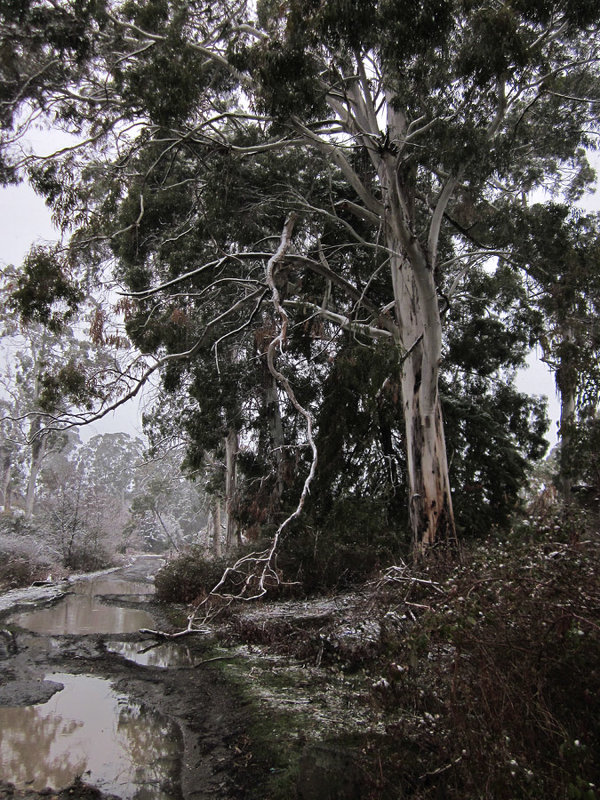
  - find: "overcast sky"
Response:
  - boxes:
[3,161,600,449]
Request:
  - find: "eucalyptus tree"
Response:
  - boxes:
[2,0,599,553]
[0,251,124,517]
[489,205,600,494]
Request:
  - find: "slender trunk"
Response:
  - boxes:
[225,427,240,548]
[212,499,222,558]
[0,445,11,513]
[24,333,50,520]
[391,248,458,554]
[155,508,180,552]
[24,418,46,519]
[257,312,287,519]
[265,371,286,511]
[558,385,576,497]
[556,323,578,498]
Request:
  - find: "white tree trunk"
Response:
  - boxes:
[265,372,286,507]
[212,498,222,557]
[24,421,46,519]
[0,445,11,513]
[391,247,458,554]
[557,323,577,498]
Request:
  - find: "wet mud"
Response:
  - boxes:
[0,557,250,800]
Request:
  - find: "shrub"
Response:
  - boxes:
[154,547,233,602]
[277,497,404,593]
[370,534,600,799]
[0,531,52,591]
[63,543,112,572]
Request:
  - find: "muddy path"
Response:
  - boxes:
[0,557,251,800]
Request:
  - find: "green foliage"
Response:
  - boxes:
[457,4,531,85]
[561,414,600,491]
[379,0,454,61]
[9,247,82,332]
[0,0,106,147]
[444,380,548,533]
[439,261,549,533]
[247,40,326,120]
[279,498,403,592]
[154,547,232,602]
[38,362,89,411]
[3,0,598,559]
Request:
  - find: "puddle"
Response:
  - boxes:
[73,576,155,596]
[0,672,181,799]
[7,596,155,634]
[106,641,196,668]
[7,573,156,635]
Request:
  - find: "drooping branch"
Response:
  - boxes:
[167,216,321,635]
[209,213,319,601]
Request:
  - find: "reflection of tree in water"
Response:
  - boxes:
[0,676,181,799]
[0,705,86,790]
[117,701,180,798]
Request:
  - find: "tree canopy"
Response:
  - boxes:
[1,0,599,565]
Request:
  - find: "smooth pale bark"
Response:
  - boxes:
[24,418,46,519]
[308,86,460,553]
[374,114,458,553]
[391,248,458,553]
[212,498,222,557]
[225,427,240,548]
[265,368,286,511]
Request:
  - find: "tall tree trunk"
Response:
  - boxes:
[24,418,46,519]
[391,248,458,554]
[24,333,50,520]
[374,98,458,555]
[556,324,578,498]
[558,386,576,498]
[0,444,11,513]
[212,498,222,558]
[225,427,240,549]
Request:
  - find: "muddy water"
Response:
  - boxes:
[7,574,156,635]
[0,672,180,798]
[106,641,196,668]
[0,558,188,798]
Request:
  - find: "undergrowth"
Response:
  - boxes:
[152,498,600,799]
[218,523,600,799]
[367,532,600,799]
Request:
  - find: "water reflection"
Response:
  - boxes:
[0,673,180,799]
[8,596,155,634]
[106,641,196,668]
[73,577,154,597]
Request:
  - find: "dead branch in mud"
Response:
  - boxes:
[139,626,212,639]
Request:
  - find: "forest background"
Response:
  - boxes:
[0,0,600,591]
